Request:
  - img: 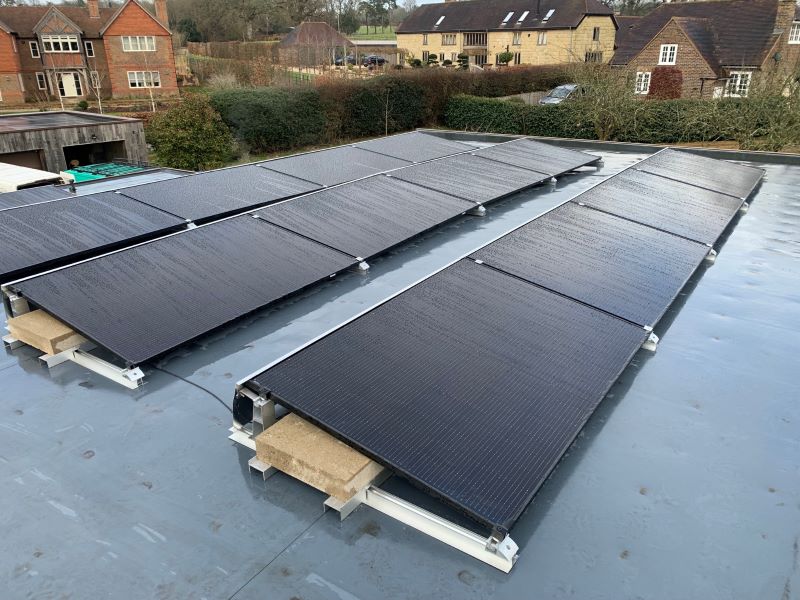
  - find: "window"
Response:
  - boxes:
[122,36,156,52]
[422,50,430,62]
[512,31,522,46]
[543,9,555,22]
[537,31,547,46]
[442,33,456,45]
[585,51,603,63]
[592,27,600,42]
[518,11,529,22]
[503,12,514,23]
[474,53,487,66]
[463,32,487,46]
[85,41,94,57]
[635,71,651,95]
[422,33,428,45]
[127,71,161,88]
[41,34,80,53]
[659,44,677,65]
[790,22,800,44]
[439,53,445,63]
[30,41,40,58]
[725,71,751,97]
[513,52,521,65]
[91,71,101,88]
[434,16,445,27]
[36,72,47,90]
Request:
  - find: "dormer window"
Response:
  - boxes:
[503,12,514,23]
[658,43,677,65]
[543,9,555,22]
[790,22,800,44]
[518,11,529,22]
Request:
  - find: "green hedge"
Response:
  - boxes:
[445,94,745,144]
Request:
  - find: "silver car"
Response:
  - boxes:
[538,83,579,105]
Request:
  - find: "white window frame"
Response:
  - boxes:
[127,70,161,88]
[518,11,529,22]
[658,44,677,65]
[122,36,156,52]
[725,71,751,98]
[36,71,47,90]
[422,50,430,62]
[790,22,800,44]
[512,31,521,46]
[85,41,95,57]
[41,34,80,53]
[537,31,547,46]
[30,41,40,58]
[442,33,456,46]
[503,12,514,24]
[513,52,521,65]
[635,71,651,95]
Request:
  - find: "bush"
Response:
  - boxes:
[210,87,326,153]
[146,94,236,170]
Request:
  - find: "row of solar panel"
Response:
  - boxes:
[242,148,764,532]
[0,132,479,282]
[6,137,599,366]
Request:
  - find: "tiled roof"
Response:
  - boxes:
[0,1,157,38]
[278,21,353,47]
[611,0,780,68]
[396,0,614,33]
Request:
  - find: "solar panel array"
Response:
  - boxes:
[0,133,494,282]
[8,137,599,364]
[242,149,763,532]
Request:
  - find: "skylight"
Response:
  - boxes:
[503,12,514,23]
[543,9,555,22]
[435,16,446,26]
[518,11,529,22]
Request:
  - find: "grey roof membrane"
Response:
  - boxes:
[0,192,184,282]
[471,202,711,327]
[635,148,764,198]
[354,132,474,163]
[391,154,551,203]
[260,146,411,187]
[574,168,746,245]
[248,259,648,530]
[256,174,475,258]
[13,216,357,365]
[119,165,320,222]
[472,137,600,176]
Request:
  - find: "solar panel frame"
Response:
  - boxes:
[0,192,185,282]
[11,216,359,365]
[255,174,477,258]
[246,259,648,531]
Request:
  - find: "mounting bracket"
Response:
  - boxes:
[467,204,486,217]
[642,331,659,352]
[704,248,718,265]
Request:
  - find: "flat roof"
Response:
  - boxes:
[1,137,797,599]
[0,111,137,134]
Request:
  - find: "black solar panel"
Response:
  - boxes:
[575,169,745,245]
[13,216,357,364]
[119,165,320,222]
[0,192,184,282]
[0,186,69,210]
[471,202,710,327]
[354,132,474,163]
[391,154,550,203]
[636,149,764,198]
[472,138,600,175]
[256,175,475,258]
[261,147,411,187]
[247,260,647,530]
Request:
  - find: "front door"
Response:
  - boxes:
[59,72,82,98]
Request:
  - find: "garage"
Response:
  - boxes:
[0,149,44,169]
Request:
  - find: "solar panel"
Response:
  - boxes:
[13,216,358,365]
[68,169,186,196]
[472,137,600,175]
[354,132,474,163]
[246,259,648,530]
[574,169,745,245]
[0,186,69,210]
[262,146,411,187]
[0,192,184,282]
[391,154,550,203]
[119,165,320,222]
[256,175,475,258]
[471,202,710,327]
[635,148,764,198]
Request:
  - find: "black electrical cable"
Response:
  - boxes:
[151,365,233,414]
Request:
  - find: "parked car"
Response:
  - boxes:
[362,55,387,66]
[538,84,579,105]
[334,55,356,66]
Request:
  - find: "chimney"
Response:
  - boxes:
[775,0,797,39]
[88,0,100,19]
[155,0,169,28]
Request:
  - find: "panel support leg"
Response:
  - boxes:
[704,248,717,265]
[467,204,486,217]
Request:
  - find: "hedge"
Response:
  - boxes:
[444,94,743,144]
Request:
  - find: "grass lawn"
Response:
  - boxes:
[350,25,396,40]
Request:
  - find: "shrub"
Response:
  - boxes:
[497,51,515,66]
[146,94,236,170]
[210,87,326,153]
[76,100,89,111]
[207,72,241,90]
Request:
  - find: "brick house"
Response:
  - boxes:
[612,0,800,98]
[396,0,618,68]
[0,0,178,105]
